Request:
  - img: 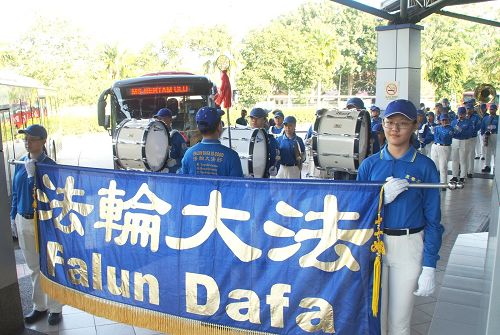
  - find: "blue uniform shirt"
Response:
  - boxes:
[413,122,430,150]
[276,133,305,166]
[371,117,382,131]
[468,112,482,137]
[357,145,443,268]
[305,125,313,139]
[269,125,284,136]
[481,114,498,135]
[181,139,243,177]
[168,130,187,173]
[448,110,457,121]
[433,125,454,145]
[11,153,56,220]
[451,118,474,140]
[266,131,280,169]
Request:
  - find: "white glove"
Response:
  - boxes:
[166,158,177,168]
[268,166,278,177]
[25,159,36,178]
[413,266,436,296]
[383,177,409,204]
[454,125,461,132]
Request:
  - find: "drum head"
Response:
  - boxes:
[355,110,370,167]
[143,120,170,172]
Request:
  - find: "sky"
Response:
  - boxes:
[0,0,382,51]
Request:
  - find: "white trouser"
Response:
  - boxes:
[485,134,497,167]
[475,131,483,157]
[381,232,424,335]
[467,137,478,174]
[427,142,434,160]
[431,144,451,184]
[16,214,63,313]
[451,139,469,178]
[276,165,301,179]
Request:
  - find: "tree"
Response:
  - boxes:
[427,47,469,100]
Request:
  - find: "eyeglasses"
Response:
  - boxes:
[383,120,414,130]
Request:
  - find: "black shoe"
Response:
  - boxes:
[48,312,62,325]
[450,177,458,183]
[467,173,473,178]
[24,309,47,324]
[459,178,465,183]
[481,157,485,160]
[482,166,491,173]
[475,156,480,160]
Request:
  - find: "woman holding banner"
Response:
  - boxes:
[10,124,63,326]
[357,100,443,335]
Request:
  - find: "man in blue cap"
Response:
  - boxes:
[250,107,280,177]
[181,107,243,176]
[481,104,498,173]
[466,102,482,177]
[431,113,454,185]
[269,110,285,137]
[414,109,430,155]
[346,97,365,110]
[370,105,382,128]
[450,106,473,185]
[357,99,442,335]
[425,111,438,159]
[11,124,64,325]
[276,116,305,179]
[154,108,187,173]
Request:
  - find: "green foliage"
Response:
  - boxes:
[427,47,469,100]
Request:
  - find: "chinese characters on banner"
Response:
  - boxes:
[37,164,381,335]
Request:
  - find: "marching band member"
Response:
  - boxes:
[476,103,488,160]
[357,99,442,335]
[450,107,473,185]
[442,98,456,120]
[371,105,382,128]
[466,102,482,177]
[250,107,280,177]
[181,107,243,177]
[276,116,305,179]
[413,110,430,155]
[431,113,454,185]
[11,124,64,325]
[269,110,285,137]
[481,104,498,173]
[425,111,438,159]
[154,108,188,173]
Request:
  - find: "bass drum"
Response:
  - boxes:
[312,109,370,172]
[220,127,269,178]
[113,119,170,172]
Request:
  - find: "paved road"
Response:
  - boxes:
[57,132,114,169]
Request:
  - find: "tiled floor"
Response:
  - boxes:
[19,159,494,335]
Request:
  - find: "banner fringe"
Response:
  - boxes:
[40,274,274,335]
[370,185,386,317]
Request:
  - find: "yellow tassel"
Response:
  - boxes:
[40,274,272,335]
[32,180,39,254]
[371,185,386,317]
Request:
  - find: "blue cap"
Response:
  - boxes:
[283,116,296,124]
[346,97,365,109]
[491,104,498,110]
[466,98,476,105]
[442,98,449,104]
[195,107,224,130]
[154,108,172,118]
[439,113,449,121]
[274,111,284,118]
[18,124,47,139]
[370,105,380,112]
[427,111,435,117]
[457,106,467,115]
[383,99,417,121]
[250,107,268,118]
[465,103,474,110]
[417,109,425,116]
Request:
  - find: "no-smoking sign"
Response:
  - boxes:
[385,81,399,100]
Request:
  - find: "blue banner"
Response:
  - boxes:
[36,163,381,334]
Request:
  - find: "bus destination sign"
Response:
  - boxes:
[129,85,190,96]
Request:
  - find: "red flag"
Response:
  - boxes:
[214,70,232,108]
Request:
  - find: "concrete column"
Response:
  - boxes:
[0,133,24,333]
[375,24,423,110]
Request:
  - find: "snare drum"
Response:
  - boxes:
[113,119,170,172]
[220,127,269,178]
[312,109,370,171]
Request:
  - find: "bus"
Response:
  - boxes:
[0,71,62,199]
[97,72,216,140]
